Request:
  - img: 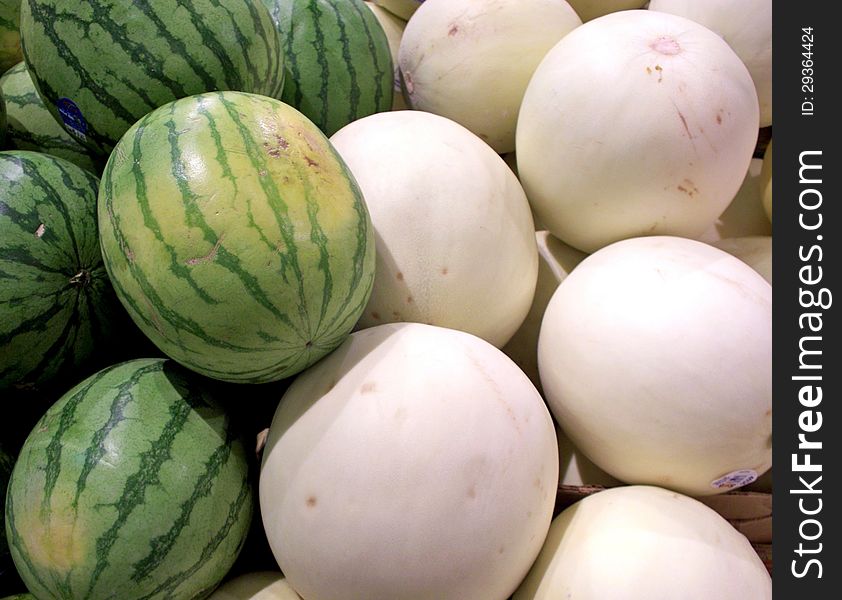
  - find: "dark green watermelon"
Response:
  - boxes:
[0,151,116,393]
[5,358,253,600]
[19,0,285,155]
[265,0,393,136]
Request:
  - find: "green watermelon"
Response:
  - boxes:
[0,62,100,173]
[0,91,6,146]
[264,0,393,136]
[4,358,253,600]
[0,0,22,74]
[0,444,12,567]
[98,91,375,384]
[19,0,285,156]
[0,151,115,393]
[0,595,36,599]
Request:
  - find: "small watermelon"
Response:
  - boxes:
[4,358,253,600]
[98,91,375,384]
[0,62,100,173]
[0,151,115,393]
[0,0,22,74]
[19,0,285,156]
[264,0,393,136]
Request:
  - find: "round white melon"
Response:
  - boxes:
[502,231,587,393]
[566,0,647,22]
[514,486,772,599]
[399,0,581,153]
[365,2,409,110]
[330,111,538,348]
[760,140,772,222]
[538,236,771,496]
[517,10,760,253]
[372,0,424,21]
[648,0,772,126]
[697,158,771,243]
[208,572,300,599]
[711,236,772,284]
[260,322,559,600]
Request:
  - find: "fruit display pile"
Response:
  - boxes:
[1,0,773,599]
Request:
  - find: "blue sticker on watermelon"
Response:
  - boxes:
[56,98,88,142]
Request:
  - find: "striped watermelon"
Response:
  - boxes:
[4,358,253,600]
[0,151,116,393]
[98,91,376,384]
[263,0,393,136]
[0,62,99,173]
[19,0,285,156]
[0,0,22,74]
[0,91,6,145]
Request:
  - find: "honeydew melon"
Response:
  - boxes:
[711,236,772,284]
[648,0,772,126]
[208,572,301,599]
[697,158,771,243]
[399,0,581,153]
[514,486,772,599]
[556,424,622,487]
[538,236,772,496]
[260,322,559,600]
[517,10,759,253]
[330,110,538,348]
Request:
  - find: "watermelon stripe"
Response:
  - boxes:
[4,492,51,594]
[173,0,244,90]
[325,0,361,124]
[135,473,252,600]
[84,382,204,597]
[72,362,164,508]
[348,0,388,113]
[130,427,236,582]
[306,0,332,131]
[284,11,304,108]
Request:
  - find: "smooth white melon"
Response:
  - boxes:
[514,486,772,599]
[711,236,772,284]
[330,111,538,348]
[697,158,771,243]
[556,424,622,487]
[538,236,771,496]
[208,572,301,599]
[502,231,586,393]
[260,322,559,600]
[649,0,772,126]
[372,0,423,21]
[566,0,647,21]
[399,0,581,153]
[365,2,409,110]
[517,10,759,253]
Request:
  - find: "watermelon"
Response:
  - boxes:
[0,595,36,599]
[0,0,22,74]
[263,0,393,136]
[0,62,99,173]
[0,444,12,567]
[0,151,116,393]
[0,91,6,145]
[98,91,376,384]
[19,0,285,156]
[4,358,253,600]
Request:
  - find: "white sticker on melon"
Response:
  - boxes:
[517,10,760,253]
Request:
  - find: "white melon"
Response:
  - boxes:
[556,424,622,487]
[514,486,772,599]
[260,322,559,600]
[399,0,581,153]
[538,236,772,496]
[208,572,300,599]
[711,236,772,284]
[364,2,409,110]
[372,0,424,21]
[517,10,759,253]
[566,0,647,21]
[330,111,538,348]
[649,0,772,126]
[502,231,586,393]
[697,158,771,243]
